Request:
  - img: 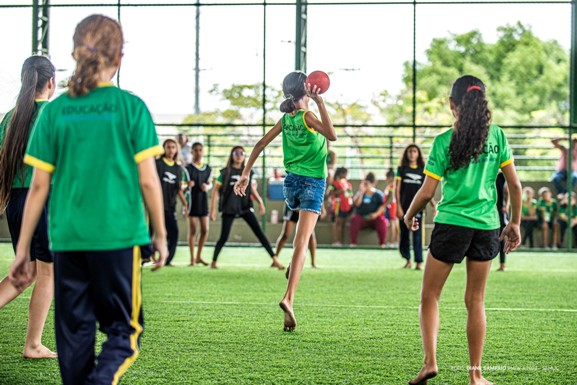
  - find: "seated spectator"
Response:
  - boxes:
[328,167,353,246]
[349,173,387,247]
[521,186,539,248]
[551,137,577,195]
[557,192,577,249]
[384,168,399,247]
[537,187,559,249]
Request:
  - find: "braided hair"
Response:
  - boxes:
[448,75,492,171]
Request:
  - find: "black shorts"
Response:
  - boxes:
[283,205,300,223]
[429,223,500,264]
[6,189,53,263]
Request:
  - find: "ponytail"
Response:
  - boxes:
[0,56,54,212]
[280,98,297,113]
[68,15,124,97]
[448,75,492,171]
[279,71,307,113]
[68,45,104,97]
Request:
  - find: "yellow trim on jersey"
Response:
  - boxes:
[424,170,442,181]
[162,158,175,166]
[112,246,143,385]
[23,154,55,173]
[35,98,48,102]
[302,111,317,134]
[134,145,163,164]
[215,180,222,185]
[395,176,402,180]
[500,158,514,168]
[98,82,114,87]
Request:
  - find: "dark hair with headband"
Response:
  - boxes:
[279,71,307,113]
[68,15,124,97]
[448,75,492,171]
[0,55,55,212]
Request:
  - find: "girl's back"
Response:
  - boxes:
[26,84,161,250]
[425,125,512,230]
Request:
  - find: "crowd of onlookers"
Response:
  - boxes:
[171,134,577,252]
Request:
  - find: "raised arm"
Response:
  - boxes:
[304,83,336,141]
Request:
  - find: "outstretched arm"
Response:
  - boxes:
[234,122,282,196]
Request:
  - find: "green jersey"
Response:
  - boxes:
[0,100,48,188]
[558,203,577,219]
[281,110,327,179]
[25,83,163,251]
[522,198,537,217]
[537,198,558,222]
[425,124,513,230]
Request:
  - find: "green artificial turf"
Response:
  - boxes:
[0,244,575,384]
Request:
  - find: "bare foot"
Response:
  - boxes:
[210,261,218,269]
[311,264,318,269]
[189,261,196,267]
[195,258,209,266]
[279,300,296,332]
[415,263,422,271]
[271,257,285,270]
[403,261,412,269]
[23,345,57,359]
[470,378,494,385]
[408,365,438,385]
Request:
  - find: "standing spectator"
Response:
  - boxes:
[155,139,188,266]
[537,186,558,249]
[349,172,387,247]
[521,186,539,248]
[396,144,436,270]
[177,133,193,165]
[210,146,284,270]
[557,192,577,248]
[384,168,399,247]
[328,167,353,245]
[185,142,211,266]
[550,137,577,195]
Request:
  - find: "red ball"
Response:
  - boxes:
[306,71,330,94]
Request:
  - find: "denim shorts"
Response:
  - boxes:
[283,173,326,215]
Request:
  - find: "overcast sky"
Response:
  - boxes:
[0,1,572,120]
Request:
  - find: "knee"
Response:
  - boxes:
[420,290,440,306]
[464,293,485,311]
[200,227,208,236]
